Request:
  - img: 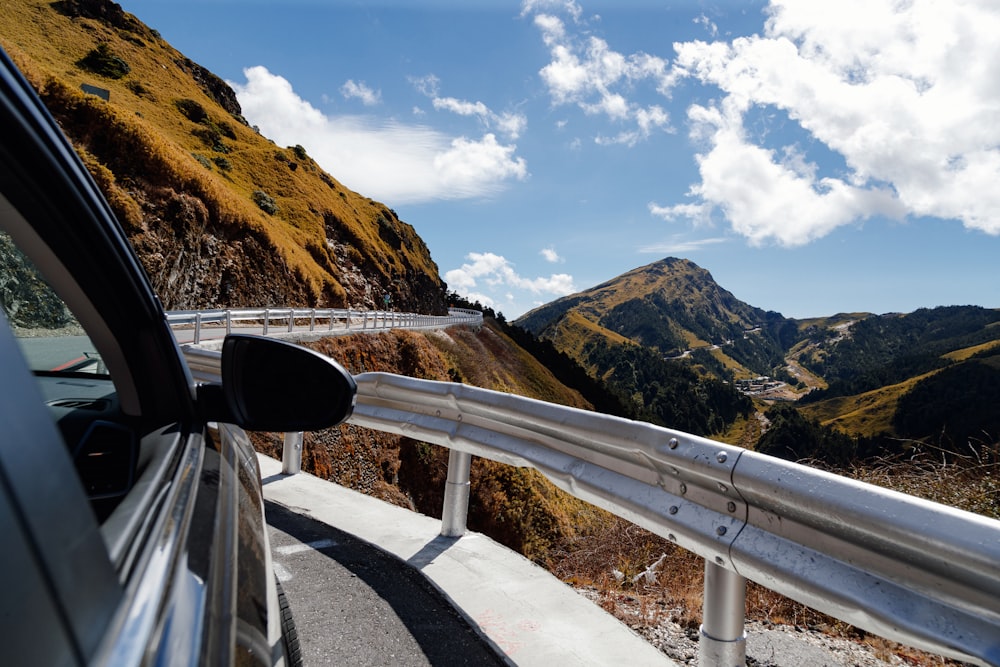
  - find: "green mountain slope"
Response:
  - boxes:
[515,258,769,435]
[517,257,796,377]
[1,0,447,312]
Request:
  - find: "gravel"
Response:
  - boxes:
[573,588,910,666]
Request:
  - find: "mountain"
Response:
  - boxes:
[1,0,447,313]
[516,257,1000,458]
[517,256,797,379]
[515,258,776,435]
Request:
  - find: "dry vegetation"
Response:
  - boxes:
[1,0,446,312]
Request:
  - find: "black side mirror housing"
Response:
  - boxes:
[200,334,357,431]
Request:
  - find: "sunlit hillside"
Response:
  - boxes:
[1,0,447,312]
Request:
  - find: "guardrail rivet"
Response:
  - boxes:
[716,451,728,463]
[668,437,679,449]
[716,525,727,536]
[718,482,728,493]
[727,501,737,513]
[669,505,679,515]
[715,556,725,566]
[670,466,679,475]
[679,482,687,495]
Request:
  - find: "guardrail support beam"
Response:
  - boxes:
[699,561,747,667]
[282,431,304,475]
[441,450,472,537]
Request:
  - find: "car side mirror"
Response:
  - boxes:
[203,334,356,431]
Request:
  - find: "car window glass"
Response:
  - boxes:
[0,229,105,375]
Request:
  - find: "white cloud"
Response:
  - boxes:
[230,66,527,204]
[423,89,527,140]
[540,247,563,262]
[520,0,582,22]
[638,236,727,254]
[662,0,1000,244]
[527,8,678,142]
[445,252,576,301]
[340,79,381,106]
[693,14,718,38]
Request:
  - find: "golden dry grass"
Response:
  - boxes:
[1,1,442,309]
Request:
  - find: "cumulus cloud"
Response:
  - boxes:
[419,86,527,140]
[445,252,576,301]
[230,66,527,204]
[340,79,381,106]
[526,0,1000,245]
[660,0,1000,244]
[525,4,677,143]
[540,246,563,262]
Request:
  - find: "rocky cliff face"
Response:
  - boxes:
[3,0,449,313]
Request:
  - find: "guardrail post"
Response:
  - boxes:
[193,312,202,345]
[225,310,232,335]
[441,450,472,537]
[699,561,747,666]
[264,308,270,335]
[287,310,295,332]
[282,431,304,475]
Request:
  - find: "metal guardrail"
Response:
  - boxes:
[179,336,1000,667]
[167,307,482,343]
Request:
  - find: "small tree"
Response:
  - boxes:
[252,190,278,215]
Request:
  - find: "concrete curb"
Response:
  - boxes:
[258,454,675,666]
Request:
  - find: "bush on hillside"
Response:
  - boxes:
[252,190,278,215]
[77,43,130,79]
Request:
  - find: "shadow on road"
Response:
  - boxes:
[265,500,508,666]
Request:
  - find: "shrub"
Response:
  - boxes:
[252,190,278,214]
[78,43,130,79]
[127,80,150,97]
[191,153,212,169]
[291,144,308,161]
[192,126,229,153]
[212,156,232,171]
[175,98,207,123]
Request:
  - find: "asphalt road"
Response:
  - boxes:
[265,501,508,666]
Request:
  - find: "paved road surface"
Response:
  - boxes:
[266,501,507,666]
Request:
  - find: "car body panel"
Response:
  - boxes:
[0,45,329,666]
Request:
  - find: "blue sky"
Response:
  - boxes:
[121,0,1000,320]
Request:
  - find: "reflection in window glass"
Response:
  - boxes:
[0,230,103,373]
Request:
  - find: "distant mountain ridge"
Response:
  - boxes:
[517,257,795,379]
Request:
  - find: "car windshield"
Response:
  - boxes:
[0,229,105,375]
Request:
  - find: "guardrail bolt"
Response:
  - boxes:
[715,556,725,566]
[668,437,679,449]
[727,501,737,513]
[669,505,679,515]
[716,451,728,463]
[716,525,728,536]
[679,482,687,495]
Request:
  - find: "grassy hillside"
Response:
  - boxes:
[517,257,796,380]
[1,0,447,312]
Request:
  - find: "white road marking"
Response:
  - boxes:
[276,538,339,555]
